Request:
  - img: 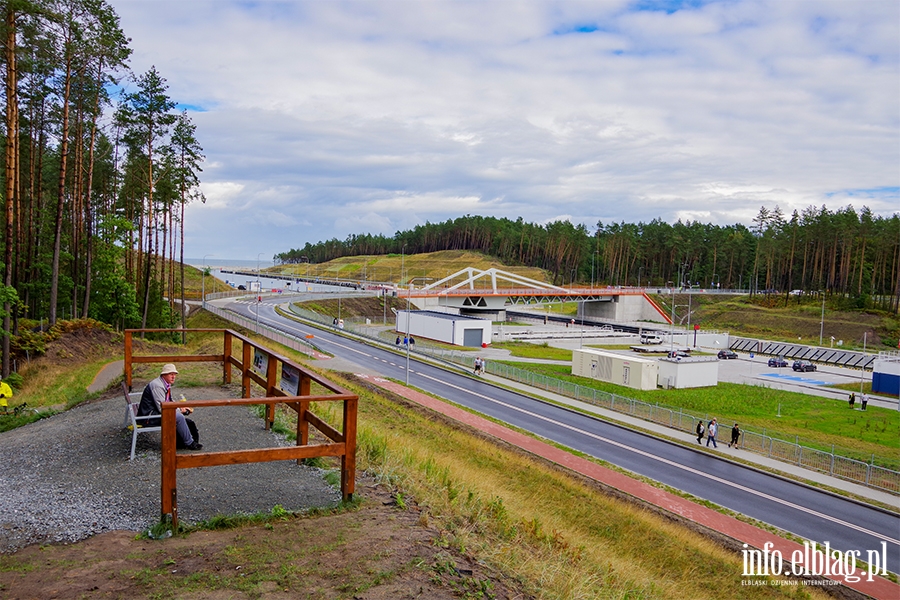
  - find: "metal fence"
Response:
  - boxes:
[475,360,899,495]
[224,302,900,495]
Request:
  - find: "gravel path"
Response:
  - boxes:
[0,384,341,553]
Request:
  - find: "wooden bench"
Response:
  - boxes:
[123,383,160,460]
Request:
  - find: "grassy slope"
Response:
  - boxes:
[271,249,551,287]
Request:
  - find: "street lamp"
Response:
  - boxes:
[201,254,213,309]
[400,243,407,287]
[404,277,432,386]
[668,281,676,353]
[256,252,265,332]
[819,292,826,346]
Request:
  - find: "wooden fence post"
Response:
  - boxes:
[160,405,178,528]
[242,342,252,398]
[342,397,358,501]
[223,331,232,384]
[124,331,133,390]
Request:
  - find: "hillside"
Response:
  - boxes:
[273,249,552,288]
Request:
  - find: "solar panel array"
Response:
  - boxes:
[730,338,874,370]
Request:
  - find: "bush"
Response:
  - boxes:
[3,372,24,390]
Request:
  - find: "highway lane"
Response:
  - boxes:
[227,297,900,574]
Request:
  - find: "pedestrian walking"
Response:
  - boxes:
[729,423,740,448]
[473,357,481,375]
[706,419,718,448]
[695,420,705,444]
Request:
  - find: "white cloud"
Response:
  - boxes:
[109,0,899,259]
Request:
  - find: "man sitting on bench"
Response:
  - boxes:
[137,363,202,450]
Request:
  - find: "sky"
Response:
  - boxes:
[108,0,900,261]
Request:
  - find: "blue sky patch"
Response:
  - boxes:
[630,0,713,14]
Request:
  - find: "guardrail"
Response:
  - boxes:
[124,328,358,528]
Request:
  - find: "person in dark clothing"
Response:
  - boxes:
[695,420,705,444]
[729,423,741,448]
[137,363,201,450]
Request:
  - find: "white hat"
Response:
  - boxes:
[161,363,179,375]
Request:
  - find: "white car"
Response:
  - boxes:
[640,334,663,345]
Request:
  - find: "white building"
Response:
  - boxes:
[396,310,492,347]
[572,348,659,391]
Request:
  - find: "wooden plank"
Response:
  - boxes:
[175,443,346,469]
[131,354,225,364]
[305,410,342,443]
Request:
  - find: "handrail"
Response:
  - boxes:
[124,328,358,528]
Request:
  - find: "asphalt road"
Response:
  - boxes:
[224,296,900,575]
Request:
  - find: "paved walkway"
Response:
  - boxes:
[87,359,124,394]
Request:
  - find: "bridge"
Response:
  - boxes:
[401,268,673,323]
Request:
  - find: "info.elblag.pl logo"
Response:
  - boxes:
[742,541,889,584]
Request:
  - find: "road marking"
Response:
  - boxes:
[417,372,900,548]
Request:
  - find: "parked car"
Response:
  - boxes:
[640,333,663,345]
[792,360,816,372]
[767,357,789,368]
[717,349,738,359]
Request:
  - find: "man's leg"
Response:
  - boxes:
[175,410,195,446]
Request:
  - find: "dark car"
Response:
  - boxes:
[237,284,247,290]
[767,357,789,368]
[717,350,738,359]
[792,360,816,372]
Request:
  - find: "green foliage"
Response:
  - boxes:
[88,238,141,330]
[3,372,24,390]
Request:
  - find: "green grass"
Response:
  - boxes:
[497,361,900,466]
[490,341,572,361]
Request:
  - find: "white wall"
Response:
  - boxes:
[572,348,658,391]
[657,357,719,389]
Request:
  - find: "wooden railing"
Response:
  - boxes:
[124,328,358,528]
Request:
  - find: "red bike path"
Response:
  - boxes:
[361,375,899,600]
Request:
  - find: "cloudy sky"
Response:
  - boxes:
[109,0,899,261]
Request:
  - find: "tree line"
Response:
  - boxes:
[1,0,205,376]
[276,206,900,312]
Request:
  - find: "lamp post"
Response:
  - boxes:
[256,252,265,332]
[201,254,213,309]
[668,281,676,353]
[404,277,432,386]
[819,292,826,346]
[580,299,585,348]
[400,244,406,287]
